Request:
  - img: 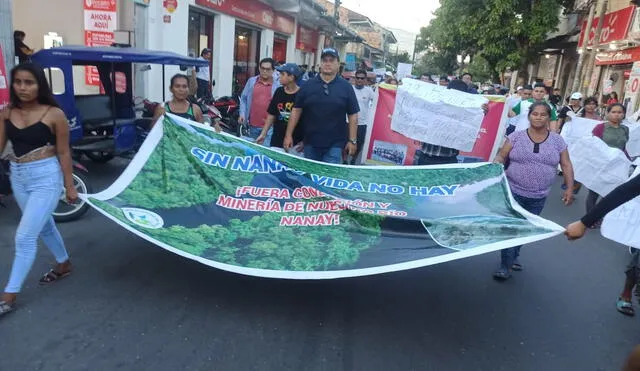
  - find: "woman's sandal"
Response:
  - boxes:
[0,301,15,318]
[512,258,523,271]
[493,268,512,280]
[617,297,635,316]
[39,269,71,284]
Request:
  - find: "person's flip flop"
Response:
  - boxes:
[493,268,512,281]
[617,297,635,316]
[512,259,523,271]
[512,263,523,271]
[0,301,14,318]
[39,269,71,284]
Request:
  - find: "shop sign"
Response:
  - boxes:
[84,0,116,11]
[0,45,9,111]
[195,0,294,35]
[578,6,635,47]
[296,25,318,52]
[163,0,177,13]
[630,8,640,40]
[595,46,640,66]
[624,61,640,114]
[84,0,117,86]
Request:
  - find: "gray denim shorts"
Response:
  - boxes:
[626,249,640,274]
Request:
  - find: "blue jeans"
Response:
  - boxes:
[249,125,272,147]
[5,157,69,293]
[304,146,343,164]
[500,193,547,270]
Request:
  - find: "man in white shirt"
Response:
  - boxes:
[196,48,212,100]
[349,69,375,164]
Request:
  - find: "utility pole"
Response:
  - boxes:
[0,0,14,70]
[332,0,341,49]
[571,0,596,93]
[582,0,608,97]
[411,34,418,64]
[334,0,341,21]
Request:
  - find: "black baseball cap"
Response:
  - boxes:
[321,48,340,60]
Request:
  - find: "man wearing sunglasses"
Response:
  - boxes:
[284,48,359,164]
[348,70,375,164]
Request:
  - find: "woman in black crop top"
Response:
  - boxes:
[0,63,77,317]
[151,74,205,127]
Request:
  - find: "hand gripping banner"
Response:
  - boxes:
[82,114,563,279]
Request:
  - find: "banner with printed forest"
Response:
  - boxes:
[82,114,564,279]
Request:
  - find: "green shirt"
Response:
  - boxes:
[602,122,629,151]
[512,98,558,121]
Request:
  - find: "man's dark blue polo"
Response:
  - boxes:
[294,75,360,148]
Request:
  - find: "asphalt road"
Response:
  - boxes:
[1,158,639,371]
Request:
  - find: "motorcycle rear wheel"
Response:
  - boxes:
[53,170,92,223]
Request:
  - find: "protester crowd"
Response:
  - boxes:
[2,41,640,371]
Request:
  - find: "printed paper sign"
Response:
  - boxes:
[625,121,640,157]
[396,63,413,81]
[570,136,632,196]
[560,116,602,147]
[602,167,640,248]
[391,79,488,152]
[83,0,117,86]
[513,99,533,131]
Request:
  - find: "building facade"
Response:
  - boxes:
[10,0,398,103]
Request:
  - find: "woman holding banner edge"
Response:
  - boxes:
[493,102,575,280]
[584,103,629,228]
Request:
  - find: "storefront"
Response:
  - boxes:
[578,6,636,102]
[233,24,261,95]
[190,0,295,97]
[295,24,319,67]
[273,35,288,64]
[595,46,640,107]
[187,10,213,59]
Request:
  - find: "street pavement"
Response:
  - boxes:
[1,158,639,371]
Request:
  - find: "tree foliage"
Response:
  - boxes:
[414,52,459,77]
[387,51,412,71]
[417,0,574,80]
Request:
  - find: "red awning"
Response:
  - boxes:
[595,46,640,66]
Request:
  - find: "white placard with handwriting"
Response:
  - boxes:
[390,79,487,152]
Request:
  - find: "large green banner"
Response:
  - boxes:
[83,114,563,279]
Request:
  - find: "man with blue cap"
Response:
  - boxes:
[283,48,360,163]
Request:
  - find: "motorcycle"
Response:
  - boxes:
[190,96,245,136]
[0,158,92,223]
[193,96,223,127]
[212,95,245,137]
